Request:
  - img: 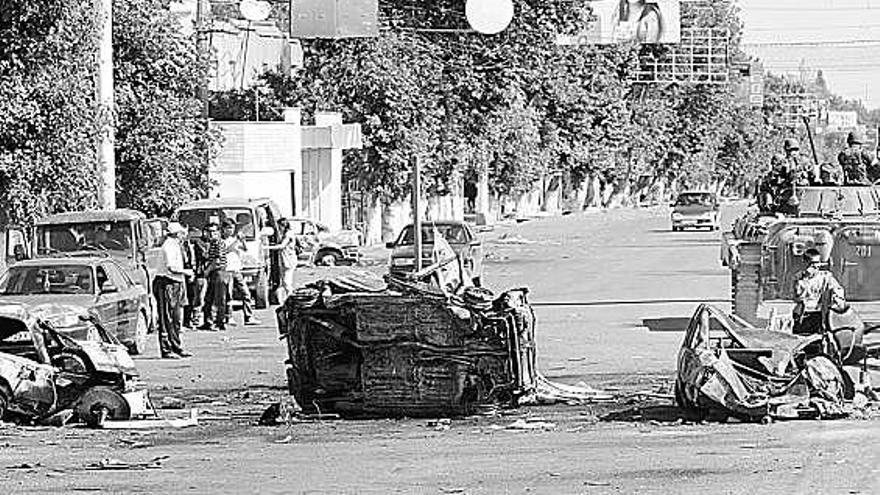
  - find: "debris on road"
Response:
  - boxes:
[85,456,169,471]
[96,409,199,430]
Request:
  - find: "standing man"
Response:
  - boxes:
[199,220,228,331]
[153,222,193,358]
[838,130,878,185]
[270,218,302,301]
[792,248,846,336]
[182,226,207,329]
[222,219,260,326]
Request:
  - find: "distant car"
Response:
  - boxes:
[288,218,361,266]
[386,221,484,286]
[174,197,283,308]
[0,304,149,424]
[671,191,719,231]
[0,258,151,355]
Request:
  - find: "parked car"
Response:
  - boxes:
[671,191,720,231]
[288,218,361,266]
[386,221,484,286]
[0,304,150,425]
[174,198,283,308]
[4,209,165,291]
[0,258,151,355]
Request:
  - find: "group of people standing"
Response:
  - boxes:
[152,218,272,360]
[758,130,880,214]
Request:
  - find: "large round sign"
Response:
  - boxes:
[240,0,271,22]
[465,0,514,35]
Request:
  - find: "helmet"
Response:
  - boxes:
[783,138,800,151]
[847,130,865,145]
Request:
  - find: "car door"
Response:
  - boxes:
[102,261,140,341]
[93,264,123,335]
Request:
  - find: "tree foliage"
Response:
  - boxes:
[0,2,103,225]
[113,0,218,217]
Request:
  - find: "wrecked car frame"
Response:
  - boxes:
[675,304,862,420]
[0,304,150,425]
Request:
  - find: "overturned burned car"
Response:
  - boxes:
[277,273,537,418]
[0,304,150,425]
[675,304,880,421]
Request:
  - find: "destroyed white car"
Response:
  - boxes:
[0,304,150,425]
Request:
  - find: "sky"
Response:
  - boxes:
[738,0,880,109]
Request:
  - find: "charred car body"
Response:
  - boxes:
[0,305,150,425]
[721,186,880,326]
[676,304,880,420]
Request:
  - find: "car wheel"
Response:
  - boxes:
[75,386,132,427]
[127,311,149,356]
[672,226,679,232]
[315,250,341,267]
[254,268,269,310]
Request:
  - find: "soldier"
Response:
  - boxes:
[838,130,878,185]
[759,138,806,214]
[792,248,846,336]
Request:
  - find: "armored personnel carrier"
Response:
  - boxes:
[721,186,880,326]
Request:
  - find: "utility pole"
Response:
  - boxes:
[96,0,116,209]
[413,156,423,272]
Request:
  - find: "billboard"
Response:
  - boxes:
[290,0,379,38]
[558,0,681,45]
[826,111,858,131]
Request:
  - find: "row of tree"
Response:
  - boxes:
[210,0,780,208]
[1,1,876,226]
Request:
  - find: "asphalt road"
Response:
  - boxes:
[3,204,879,494]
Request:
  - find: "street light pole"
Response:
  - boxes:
[413,155,423,272]
[96,0,116,209]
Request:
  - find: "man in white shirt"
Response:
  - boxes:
[153,222,193,358]
[222,219,259,326]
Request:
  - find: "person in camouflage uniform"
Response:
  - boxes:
[758,138,812,214]
[838,130,879,185]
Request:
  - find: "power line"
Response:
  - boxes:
[743,39,880,46]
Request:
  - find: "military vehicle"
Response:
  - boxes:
[721,185,880,326]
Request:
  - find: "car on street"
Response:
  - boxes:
[4,209,166,293]
[671,190,720,231]
[0,304,150,425]
[174,197,283,308]
[288,217,361,266]
[386,221,484,286]
[0,258,151,355]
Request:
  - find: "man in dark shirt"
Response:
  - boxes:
[199,221,230,331]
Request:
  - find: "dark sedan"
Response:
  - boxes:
[0,257,151,355]
[387,221,484,286]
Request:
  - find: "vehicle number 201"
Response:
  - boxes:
[855,245,873,258]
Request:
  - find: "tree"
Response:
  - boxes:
[0,2,103,225]
[113,0,218,217]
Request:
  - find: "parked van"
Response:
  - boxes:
[173,198,282,308]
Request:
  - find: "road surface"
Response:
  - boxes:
[3,204,878,494]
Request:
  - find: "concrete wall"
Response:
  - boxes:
[211,113,303,217]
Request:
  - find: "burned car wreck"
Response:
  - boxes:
[675,304,880,421]
[0,304,150,425]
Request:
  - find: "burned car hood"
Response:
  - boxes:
[76,340,138,376]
